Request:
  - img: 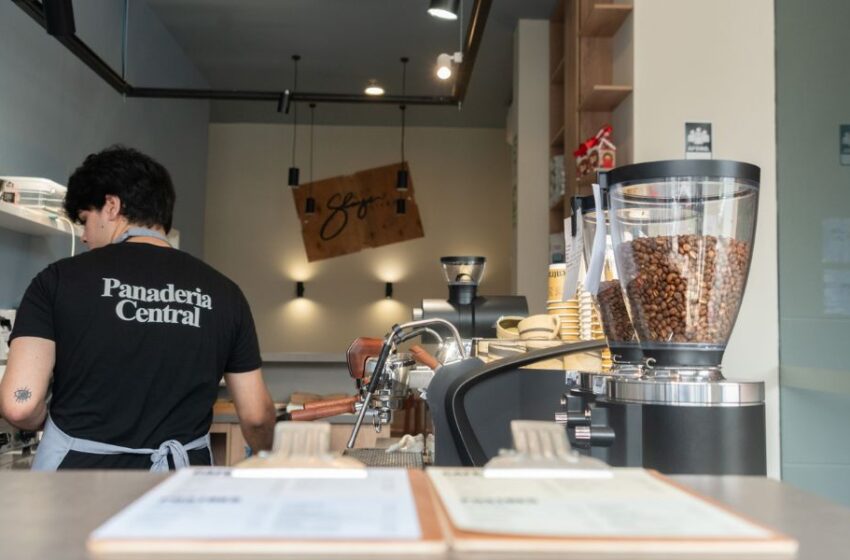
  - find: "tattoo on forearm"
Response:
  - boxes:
[13,387,32,403]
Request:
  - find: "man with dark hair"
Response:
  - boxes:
[0,145,276,470]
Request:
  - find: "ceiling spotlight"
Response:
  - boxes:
[428,0,460,20]
[436,52,462,80]
[364,80,385,96]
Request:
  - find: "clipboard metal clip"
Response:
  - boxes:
[233,422,368,478]
[483,421,612,479]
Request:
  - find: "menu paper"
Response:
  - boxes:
[90,468,422,542]
[428,468,771,539]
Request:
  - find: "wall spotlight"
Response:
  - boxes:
[364,80,385,96]
[385,282,394,299]
[428,0,460,20]
[436,52,462,80]
[296,281,305,298]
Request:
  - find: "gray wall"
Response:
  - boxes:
[777,0,850,506]
[0,0,210,309]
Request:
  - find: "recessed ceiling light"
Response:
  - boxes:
[428,0,459,20]
[364,80,385,96]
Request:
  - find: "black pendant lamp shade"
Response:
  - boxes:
[305,196,316,214]
[396,198,406,214]
[288,167,300,187]
[428,0,460,20]
[396,167,409,190]
[288,55,301,187]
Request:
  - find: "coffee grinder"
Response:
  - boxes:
[413,256,528,338]
[570,160,766,475]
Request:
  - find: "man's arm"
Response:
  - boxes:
[0,337,54,431]
[224,369,276,452]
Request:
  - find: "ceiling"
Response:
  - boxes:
[144,0,557,127]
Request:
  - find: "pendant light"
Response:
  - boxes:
[427,0,459,20]
[305,103,317,214]
[396,57,409,216]
[288,54,301,187]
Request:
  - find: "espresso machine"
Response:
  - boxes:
[413,256,528,338]
[344,161,765,475]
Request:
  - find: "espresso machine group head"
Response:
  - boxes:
[413,256,527,338]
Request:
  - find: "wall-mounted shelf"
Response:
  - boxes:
[580,3,632,37]
[0,201,80,238]
[579,85,633,111]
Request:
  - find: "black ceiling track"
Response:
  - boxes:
[13,0,491,112]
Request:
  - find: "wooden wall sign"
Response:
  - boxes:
[292,163,424,262]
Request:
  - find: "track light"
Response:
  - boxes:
[296,281,305,298]
[436,52,462,80]
[428,0,460,20]
[364,80,385,96]
[44,0,76,37]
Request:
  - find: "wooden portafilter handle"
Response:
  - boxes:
[302,395,359,410]
[409,344,441,369]
[289,401,356,422]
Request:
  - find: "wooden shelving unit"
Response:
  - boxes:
[550,125,565,148]
[580,3,632,37]
[548,0,633,235]
[579,85,633,112]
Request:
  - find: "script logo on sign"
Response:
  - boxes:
[292,163,424,262]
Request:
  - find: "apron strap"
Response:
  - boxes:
[113,227,171,245]
[33,416,210,472]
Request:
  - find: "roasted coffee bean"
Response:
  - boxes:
[621,235,750,345]
[595,280,637,343]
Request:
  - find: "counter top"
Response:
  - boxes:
[0,471,848,559]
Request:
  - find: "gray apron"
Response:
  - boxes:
[33,227,212,471]
[32,416,211,471]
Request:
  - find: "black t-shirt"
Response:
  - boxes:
[11,242,261,469]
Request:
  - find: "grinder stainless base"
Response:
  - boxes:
[564,370,767,475]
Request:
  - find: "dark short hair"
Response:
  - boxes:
[65,145,176,232]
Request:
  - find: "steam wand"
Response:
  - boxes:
[346,318,465,449]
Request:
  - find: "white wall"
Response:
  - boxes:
[205,124,513,353]
[512,20,551,314]
[0,1,210,309]
[631,0,779,477]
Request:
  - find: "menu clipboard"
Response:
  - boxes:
[88,468,445,556]
[427,467,798,557]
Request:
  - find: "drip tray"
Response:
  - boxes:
[343,448,424,469]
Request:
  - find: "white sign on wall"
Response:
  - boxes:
[685,122,712,159]
[840,125,850,166]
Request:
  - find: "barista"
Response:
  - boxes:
[0,146,276,470]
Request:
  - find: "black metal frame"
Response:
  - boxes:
[12,0,492,111]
